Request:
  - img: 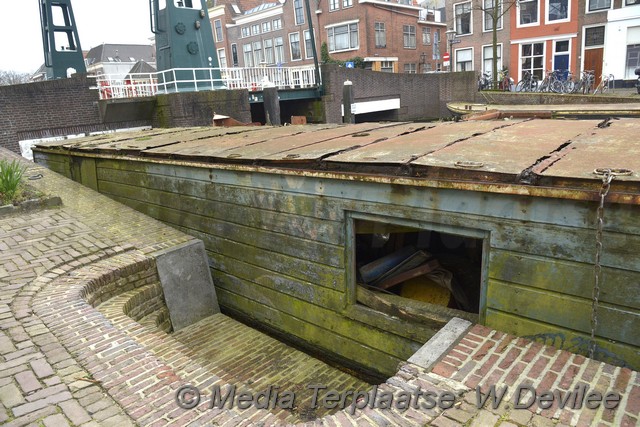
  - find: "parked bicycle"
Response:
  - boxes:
[478,69,513,91]
[515,71,538,92]
[593,74,614,95]
[537,70,568,93]
[478,72,492,91]
[569,70,595,95]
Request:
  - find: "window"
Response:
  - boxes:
[275,37,285,64]
[482,44,502,74]
[217,48,227,68]
[381,61,394,72]
[273,19,282,30]
[375,23,386,48]
[264,39,274,64]
[521,42,544,80]
[585,26,605,47]
[294,0,304,25]
[455,47,472,71]
[626,0,640,5]
[289,32,301,60]
[404,63,417,73]
[483,0,503,31]
[214,19,223,42]
[327,23,359,52]
[422,27,431,45]
[588,0,611,11]
[518,0,538,25]
[241,27,250,38]
[433,29,440,60]
[262,21,271,33]
[243,43,253,67]
[329,0,339,10]
[343,0,353,7]
[627,45,640,79]
[455,2,472,35]
[231,44,239,67]
[548,0,568,21]
[304,30,314,59]
[403,25,416,49]
[350,216,484,319]
[253,41,263,65]
[251,24,260,35]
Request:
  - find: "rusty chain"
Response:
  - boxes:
[590,168,632,359]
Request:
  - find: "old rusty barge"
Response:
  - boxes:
[32,118,640,376]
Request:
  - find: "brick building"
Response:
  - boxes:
[315,0,447,73]
[209,0,322,70]
[444,0,639,84]
[209,0,447,73]
[444,0,512,77]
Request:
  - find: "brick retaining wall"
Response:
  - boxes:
[321,64,477,123]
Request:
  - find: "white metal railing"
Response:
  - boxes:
[95,66,319,100]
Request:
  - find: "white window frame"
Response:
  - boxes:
[375,22,387,48]
[552,39,571,72]
[241,27,250,38]
[482,43,502,74]
[453,1,473,36]
[482,0,503,33]
[519,41,545,81]
[403,25,416,49]
[422,27,431,45]
[304,30,314,59]
[404,63,417,73]
[325,20,360,53]
[343,0,353,7]
[454,46,474,71]
[516,0,540,28]
[585,0,612,13]
[262,21,272,33]
[274,36,285,64]
[289,32,302,61]
[583,24,605,50]
[273,18,282,30]
[251,24,260,36]
[293,0,305,25]
[545,0,570,24]
[217,48,227,68]
[329,0,339,11]
[243,43,253,67]
[264,39,275,65]
[214,19,224,42]
[623,0,640,6]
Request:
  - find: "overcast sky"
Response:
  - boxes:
[0,1,154,74]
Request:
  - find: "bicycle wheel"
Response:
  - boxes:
[563,80,576,94]
[551,80,563,93]
[515,80,525,92]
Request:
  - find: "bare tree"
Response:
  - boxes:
[0,70,31,86]
[471,0,518,87]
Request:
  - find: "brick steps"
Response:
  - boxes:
[96,280,370,423]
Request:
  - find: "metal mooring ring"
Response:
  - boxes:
[454,161,485,169]
[593,168,634,176]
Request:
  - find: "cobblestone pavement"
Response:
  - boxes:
[1,147,639,426]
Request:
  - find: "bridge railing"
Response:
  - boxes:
[95,65,319,100]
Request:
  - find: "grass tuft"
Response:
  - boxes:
[0,159,27,205]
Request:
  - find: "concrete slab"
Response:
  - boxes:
[153,240,220,331]
[407,317,472,369]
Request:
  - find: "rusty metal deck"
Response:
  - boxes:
[34,118,640,199]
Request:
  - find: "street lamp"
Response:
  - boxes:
[445,29,457,72]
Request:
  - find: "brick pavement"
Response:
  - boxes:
[1,146,639,426]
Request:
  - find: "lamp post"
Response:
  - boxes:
[445,29,456,72]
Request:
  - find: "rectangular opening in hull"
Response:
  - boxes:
[352,217,485,325]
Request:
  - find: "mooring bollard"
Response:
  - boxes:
[343,80,354,124]
[263,86,281,126]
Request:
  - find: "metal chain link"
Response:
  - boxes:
[590,170,613,359]
[590,168,632,359]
